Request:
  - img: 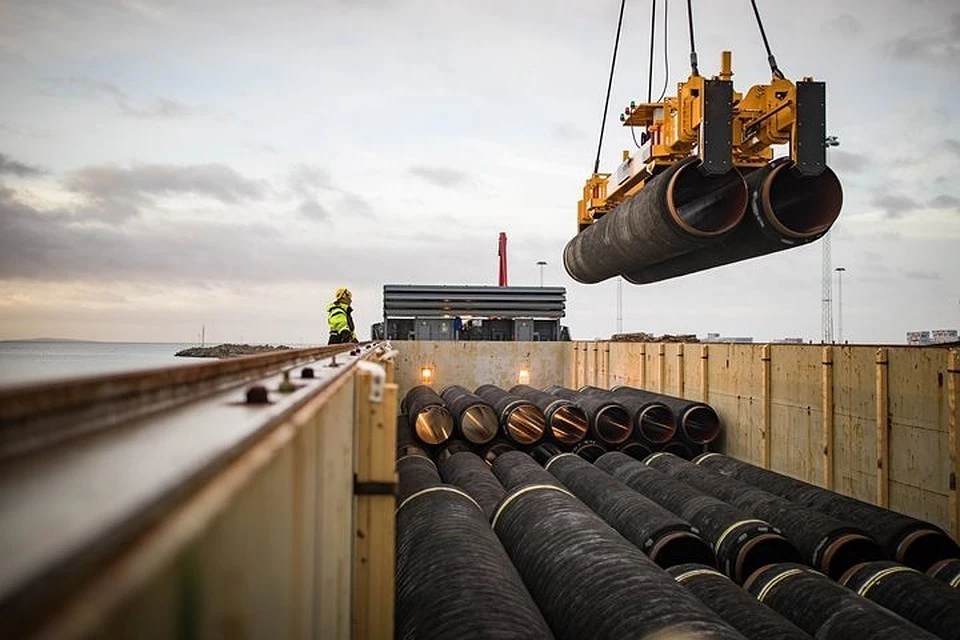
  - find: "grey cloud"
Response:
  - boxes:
[340,192,375,218]
[550,122,586,141]
[298,199,330,222]
[409,165,470,189]
[887,12,960,62]
[944,140,960,158]
[872,193,922,218]
[0,153,45,177]
[827,14,861,37]
[903,269,941,281]
[65,163,266,222]
[829,150,870,174]
[930,194,960,209]
[288,164,333,197]
[50,76,196,119]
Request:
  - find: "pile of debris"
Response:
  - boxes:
[611,332,699,343]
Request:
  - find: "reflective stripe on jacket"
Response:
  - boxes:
[327,301,351,334]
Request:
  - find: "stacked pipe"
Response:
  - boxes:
[646,452,884,579]
[487,452,748,639]
[395,454,553,639]
[437,450,506,520]
[929,558,960,588]
[838,560,960,640]
[475,384,547,446]
[579,385,677,445]
[544,385,633,446]
[401,385,454,445]
[696,453,960,570]
[744,563,938,639]
[667,564,813,640]
[510,384,589,445]
[439,385,499,446]
[563,157,749,284]
[543,451,716,568]
[595,451,800,583]
[611,386,722,448]
[622,160,843,284]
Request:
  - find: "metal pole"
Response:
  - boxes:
[536,261,548,287]
[616,277,623,334]
[835,267,846,344]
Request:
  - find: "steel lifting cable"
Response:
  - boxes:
[632,0,661,149]
[685,0,699,75]
[749,0,785,78]
[592,0,628,174]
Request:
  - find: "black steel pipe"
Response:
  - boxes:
[530,442,565,466]
[662,439,695,460]
[438,450,507,521]
[579,385,676,444]
[839,560,960,640]
[396,458,553,639]
[619,440,653,461]
[544,385,633,445]
[482,439,517,466]
[474,384,546,446]
[510,384,589,444]
[572,439,608,463]
[397,412,431,459]
[647,452,883,579]
[402,385,455,445]
[490,457,747,639]
[612,385,721,444]
[667,563,812,640]
[623,160,843,283]
[744,563,939,640]
[696,452,960,570]
[928,558,960,589]
[563,157,748,284]
[595,451,800,583]
[397,454,443,504]
[439,385,499,445]
[545,452,716,568]
[435,439,473,465]
[492,451,566,491]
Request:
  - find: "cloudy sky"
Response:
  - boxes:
[1,0,958,344]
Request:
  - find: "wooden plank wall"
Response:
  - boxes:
[569,341,960,540]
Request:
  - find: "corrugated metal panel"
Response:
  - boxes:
[383,285,566,319]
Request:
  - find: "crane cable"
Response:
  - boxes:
[749,0,785,78]
[685,0,699,75]
[632,0,669,149]
[592,0,628,175]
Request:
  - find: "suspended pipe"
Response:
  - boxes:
[744,563,939,640]
[482,439,517,466]
[474,384,546,446]
[510,384,589,445]
[839,560,960,640]
[439,385,499,445]
[438,451,507,521]
[667,563,813,640]
[396,453,554,639]
[611,386,721,445]
[490,454,747,639]
[402,385,455,445]
[619,440,653,461]
[563,157,748,284]
[928,558,960,589]
[696,453,960,570]
[579,385,676,444]
[624,160,843,283]
[646,452,883,579]
[545,452,716,568]
[595,451,800,583]
[544,385,633,445]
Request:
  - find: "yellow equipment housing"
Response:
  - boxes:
[577,51,826,231]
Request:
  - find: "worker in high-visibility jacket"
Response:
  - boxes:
[327,287,358,344]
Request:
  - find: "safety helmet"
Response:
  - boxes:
[335,287,352,303]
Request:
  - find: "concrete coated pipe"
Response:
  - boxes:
[695,453,960,571]
[475,384,546,446]
[510,384,589,445]
[402,385,455,445]
[928,558,960,588]
[439,385,499,445]
[563,157,748,284]
[579,385,677,444]
[647,452,883,579]
[624,159,843,284]
[438,450,507,521]
[545,385,633,445]
[612,386,721,445]
[596,452,800,583]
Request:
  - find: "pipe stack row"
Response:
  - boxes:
[399,383,723,467]
[563,157,843,285]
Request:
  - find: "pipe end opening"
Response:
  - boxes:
[414,406,454,445]
[822,534,885,580]
[461,405,499,445]
[505,404,546,445]
[551,405,589,444]
[596,405,633,444]
[682,406,721,444]
[651,532,717,570]
[764,163,843,238]
[900,529,960,571]
[736,533,802,585]
[669,162,748,236]
[639,405,677,444]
